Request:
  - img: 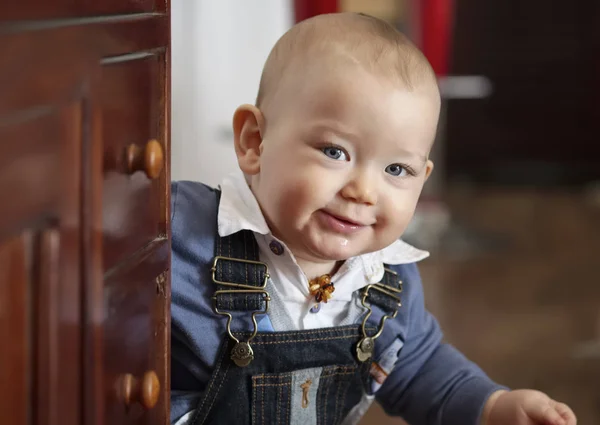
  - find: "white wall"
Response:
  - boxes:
[171,0,294,186]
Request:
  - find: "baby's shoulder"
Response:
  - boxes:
[383,262,422,289]
[171,180,218,218]
[171,181,219,246]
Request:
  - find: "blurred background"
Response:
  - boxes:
[171,0,600,423]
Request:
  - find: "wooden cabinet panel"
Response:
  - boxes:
[101,52,168,272]
[0,0,166,22]
[0,111,63,236]
[0,236,30,425]
[86,0,164,15]
[0,228,82,425]
[104,242,169,425]
[0,30,88,421]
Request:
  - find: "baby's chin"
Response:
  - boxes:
[305,238,377,262]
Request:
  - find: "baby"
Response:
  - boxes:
[170,12,576,425]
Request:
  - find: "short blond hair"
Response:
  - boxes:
[255,12,438,108]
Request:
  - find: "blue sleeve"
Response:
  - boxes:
[375,263,507,425]
[170,181,226,424]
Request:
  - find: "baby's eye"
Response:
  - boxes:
[385,164,408,177]
[321,146,348,161]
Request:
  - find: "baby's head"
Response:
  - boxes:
[233,12,440,265]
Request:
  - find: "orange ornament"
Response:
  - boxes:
[308,274,335,304]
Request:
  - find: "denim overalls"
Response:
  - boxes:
[173,190,402,425]
[170,181,503,425]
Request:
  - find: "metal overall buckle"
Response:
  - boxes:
[356,268,402,362]
[211,256,271,367]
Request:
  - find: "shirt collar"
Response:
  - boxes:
[217,169,271,237]
[217,170,429,273]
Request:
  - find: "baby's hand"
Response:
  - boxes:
[482,390,576,425]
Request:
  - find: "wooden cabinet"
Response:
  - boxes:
[104,245,169,425]
[0,1,167,21]
[101,51,168,271]
[0,5,171,425]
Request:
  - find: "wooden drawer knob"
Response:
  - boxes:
[119,370,160,410]
[125,139,164,179]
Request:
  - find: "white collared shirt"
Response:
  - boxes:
[217,170,429,330]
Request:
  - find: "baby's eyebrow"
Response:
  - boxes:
[391,148,427,165]
[310,122,356,141]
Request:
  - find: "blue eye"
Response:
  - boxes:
[321,146,348,161]
[385,164,408,177]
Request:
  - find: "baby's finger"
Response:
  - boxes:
[550,401,577,425]
[527,403,566,425]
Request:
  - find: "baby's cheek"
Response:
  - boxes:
[381,200,417,234]
[274,178,313,218]
[372,224,404,251]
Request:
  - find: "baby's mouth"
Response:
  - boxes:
[317,210,371,234]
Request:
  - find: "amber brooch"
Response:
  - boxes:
[308,274,335,303]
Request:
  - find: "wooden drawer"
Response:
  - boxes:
[0,27,95,425]
[101,52,167,272]
[103,243,169,425]
[0,0,166,21]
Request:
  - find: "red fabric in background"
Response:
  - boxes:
[420,0,453,76]
[294,0,338,22]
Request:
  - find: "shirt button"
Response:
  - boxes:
[269,240,284,255]
[310,303,321,313]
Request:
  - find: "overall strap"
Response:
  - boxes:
[366,266,403,312]
[213,228,269,311]
[211,190,271,367]
[356,266,403,362]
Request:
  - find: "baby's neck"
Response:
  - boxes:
[295,257,344,280]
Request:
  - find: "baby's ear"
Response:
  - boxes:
[233,104,265,175]
[424,159,434,181]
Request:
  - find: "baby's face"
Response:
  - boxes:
[251,63,440,263]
